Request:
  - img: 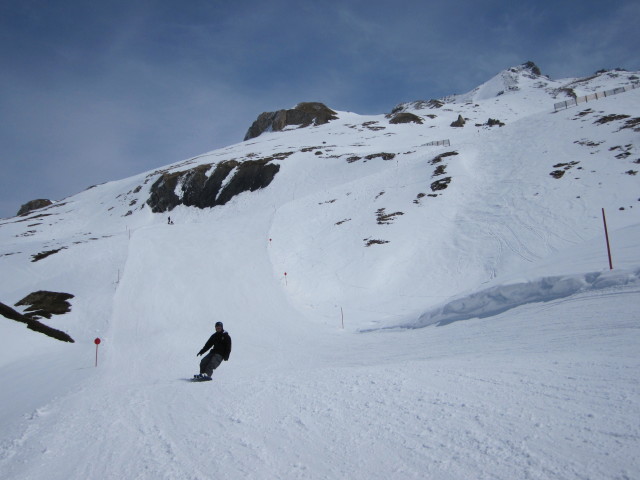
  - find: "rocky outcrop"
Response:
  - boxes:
[147,156,286,213]
[486,118,505,127]
[17,199,53,216]
[450,115,466,127]
[386,112,424,124]
[391,99,445,114]
[244,102,338,141]
[15,291,74,319]
[1,298,75,343]
[520,61,542,77]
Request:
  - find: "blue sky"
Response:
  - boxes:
[1,0,638,218]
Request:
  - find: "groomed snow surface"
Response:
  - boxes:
[1,219,638,480]
[1,67,639,479]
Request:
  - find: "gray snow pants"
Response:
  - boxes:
[200,351,223,376]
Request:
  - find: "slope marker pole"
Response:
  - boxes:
[94,338,101,367]
[602,208,613,270]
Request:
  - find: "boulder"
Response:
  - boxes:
[450,115,466,127]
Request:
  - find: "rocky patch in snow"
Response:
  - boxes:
[0,300,74,343]
[386,112,424,124]
[375,208,404,225]
[146,155,287,213]
[346,152,397,163]
[15,290,74,320]
[550,161,580,179]
[31,247,67,262]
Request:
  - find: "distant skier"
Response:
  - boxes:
[194,321,232,381]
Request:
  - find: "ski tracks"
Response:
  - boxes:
[453,127,580,283]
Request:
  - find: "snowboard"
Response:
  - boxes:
[192,375,212,382]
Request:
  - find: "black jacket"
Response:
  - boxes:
[199,331,232,361]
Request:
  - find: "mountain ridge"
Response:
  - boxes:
[1,61,638,333]
[8,62,639,218]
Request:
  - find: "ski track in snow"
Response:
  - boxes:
[2,287,639,479]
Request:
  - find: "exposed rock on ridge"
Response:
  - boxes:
[519,60,543,77]
[386,112,424,124]
[17,199,53,216]
[391,99,445,114]
[244,102,338,141]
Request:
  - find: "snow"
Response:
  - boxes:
[0,66,639,479]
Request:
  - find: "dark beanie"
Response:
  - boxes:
[215,321,223,328]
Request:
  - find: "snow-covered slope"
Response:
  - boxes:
[1,64,639,479]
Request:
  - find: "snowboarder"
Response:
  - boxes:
[194,321,231,381]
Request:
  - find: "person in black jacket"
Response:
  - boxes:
[195,321,232,381]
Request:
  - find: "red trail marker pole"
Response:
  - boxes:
[94,338,101,367]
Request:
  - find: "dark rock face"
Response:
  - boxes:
[450,115,466,127]
[244,102,338,141]
[387,112,424,124]
[15,290,74,320]
[147,158,283,213]
[31,247,67,262]
[17,199,53,216]
[0,300,75,343]
[486,118,505,127]
[522,61,542,76]
[431,177,452,191]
